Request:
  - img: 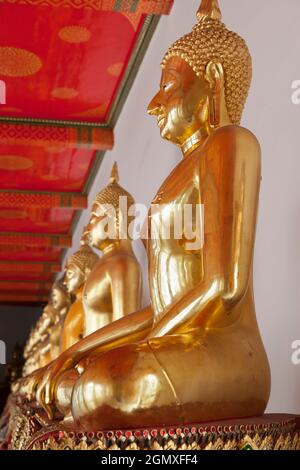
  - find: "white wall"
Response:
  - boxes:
[67,0,300,415]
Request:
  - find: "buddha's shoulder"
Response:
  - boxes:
[209,125,261,159]
[92,251,139,273]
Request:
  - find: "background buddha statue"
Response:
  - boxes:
[47,280,72,361]
[31,0,270,429]
[82,162,143,336]
[60,244,98,352]
[22,303,57,377]
[22,281,71,377]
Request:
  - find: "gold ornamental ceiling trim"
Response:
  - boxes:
[0,190,87,209]
[0,232,72,248]
[0,0,173,15]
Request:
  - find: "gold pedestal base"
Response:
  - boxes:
[1,397,300,450]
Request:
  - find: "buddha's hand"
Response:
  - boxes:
[35,352,75,419]
[26,367,48,402]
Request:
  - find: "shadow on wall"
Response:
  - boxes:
[0,303,43,381]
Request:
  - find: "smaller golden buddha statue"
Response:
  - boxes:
[82,162,143,336]
[22,281,71,376]
[60,244,99,352]
[27,163,143,417]
[22,303,57,376]
[47,280,72,361]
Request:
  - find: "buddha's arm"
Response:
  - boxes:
[150,126,261,337]
[60,303,84,352]
[111,262,142,322]
[34,305,153,408]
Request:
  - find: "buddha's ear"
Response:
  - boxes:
[85,267,91,278]
[205,61,224,127]
[205,61,224,91]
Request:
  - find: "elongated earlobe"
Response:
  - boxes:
[205,61,224,128]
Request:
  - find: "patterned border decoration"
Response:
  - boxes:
[0,191,87,209]
[0,281,53,291]
[2,402,299,451]
[0,0,174,15]
[0,233,72,248]
[0,293,48,303]
[0,261,61,273]
[0,123,113,150]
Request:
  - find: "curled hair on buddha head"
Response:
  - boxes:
[161,0,252,125]
[66,245,98,276]
[92,161,136,227]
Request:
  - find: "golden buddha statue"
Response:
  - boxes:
[22,281,71,376]
[60,244,98,352]
[30,0,271,429]
[47,280,72,360]
[82,162,143,336]
[22,304,57,377]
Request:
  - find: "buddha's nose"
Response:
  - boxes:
[147,93,161,116]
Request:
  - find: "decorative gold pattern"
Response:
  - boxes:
[0,47,42,77]
[69,102,109,119]
[0,155,33,171]
[0,191,87,209]
[28,430,300,451]
[121,12,141,31]
[0,122,113,151]
[58,26,91,44]
[0,209,27,219]
[3,402,299,451]
[0,0,173,15]
[107,62,124,77]
[51,87,79,100]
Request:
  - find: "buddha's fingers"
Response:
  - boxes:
[36,377,54,420]
[27,372,40,401]
[26,376,35,400]
[36,374,50,407]
[44,372,57,407]
[35,376,44,405]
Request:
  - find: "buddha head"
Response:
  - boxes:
[86,162,135,251]
[64,245,98,294]
[147,0,252,151]
[51,279,71,313]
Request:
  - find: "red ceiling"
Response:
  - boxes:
[0,0,173,304]
[0,146,95,192]
[0,246,62,262]
[0,207,75,233]
[0,4,142,122]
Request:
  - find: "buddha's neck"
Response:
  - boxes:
[181,128,209,157]
[100,239,134,256]
[75,285,84,300]
[181,98,231,158]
